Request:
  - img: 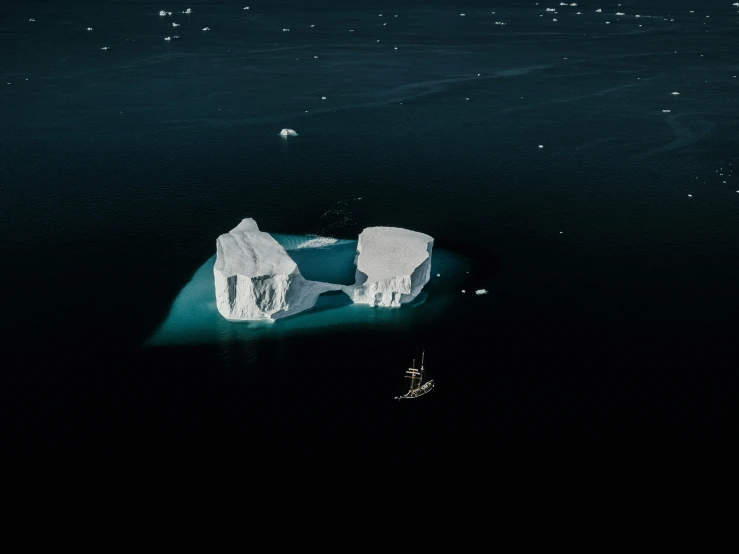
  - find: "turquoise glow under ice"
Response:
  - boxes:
[146,234,472,346]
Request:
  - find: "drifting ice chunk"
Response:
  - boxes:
[343,227,433,308]
[475,289,488,295]
[279,128,298,136]
[214,218,339,320]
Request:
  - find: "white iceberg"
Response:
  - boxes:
[214,219,339,321]
[343,226,433,308]
[475,289,488,295]
[279,128,298,136]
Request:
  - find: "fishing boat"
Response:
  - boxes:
[395,349,434,400]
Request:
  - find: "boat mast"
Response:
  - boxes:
[419,350,425,385]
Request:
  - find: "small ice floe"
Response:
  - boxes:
[553,18,558,21]
[477,73,481,76]
[349,29,354,32]
[394,46,398,49]
[100,46,110,50]
[460,13,466,16]
[436,273,441,277]
[310,24,315,27]
[671,91,680,95]
[570,2,577,5]
[244,6,249,9]
[202,27,210,31]
[616,12,625,16]
[283,28,290,31]
[183,8,192,14]
[475,289,488,295]
[172,22,180,27]
[173,35,179,39]
[596,8,602,13]
[461,290,466,293]
[662,109,671,113]
[605,21,611,24]
[279,128,298,137]
[314,55,318,58]
[164,36,171,41]
[546,8,556,11]
[159,10,166,16]
[297,236,337,248]
[321,96,326,100]
[466,97,470,101]
[87,27,93,31]
[29,18,35,22]
[538,144,544,148]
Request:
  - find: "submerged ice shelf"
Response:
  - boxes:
[147,232,471,346]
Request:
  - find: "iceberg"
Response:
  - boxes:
[214,219,339,320]
[343,226,433,308]
[279,128,298,137]
[211,219,437,322]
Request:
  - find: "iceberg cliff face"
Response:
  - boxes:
[214,218,338,320]
[343,226,433,308]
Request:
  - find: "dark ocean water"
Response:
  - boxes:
[3,0,738,453]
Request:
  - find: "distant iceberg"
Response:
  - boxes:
[279,128,298,136]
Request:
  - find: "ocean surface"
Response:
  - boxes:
[3,0,738,452]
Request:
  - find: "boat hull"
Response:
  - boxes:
[395,380,434,400]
